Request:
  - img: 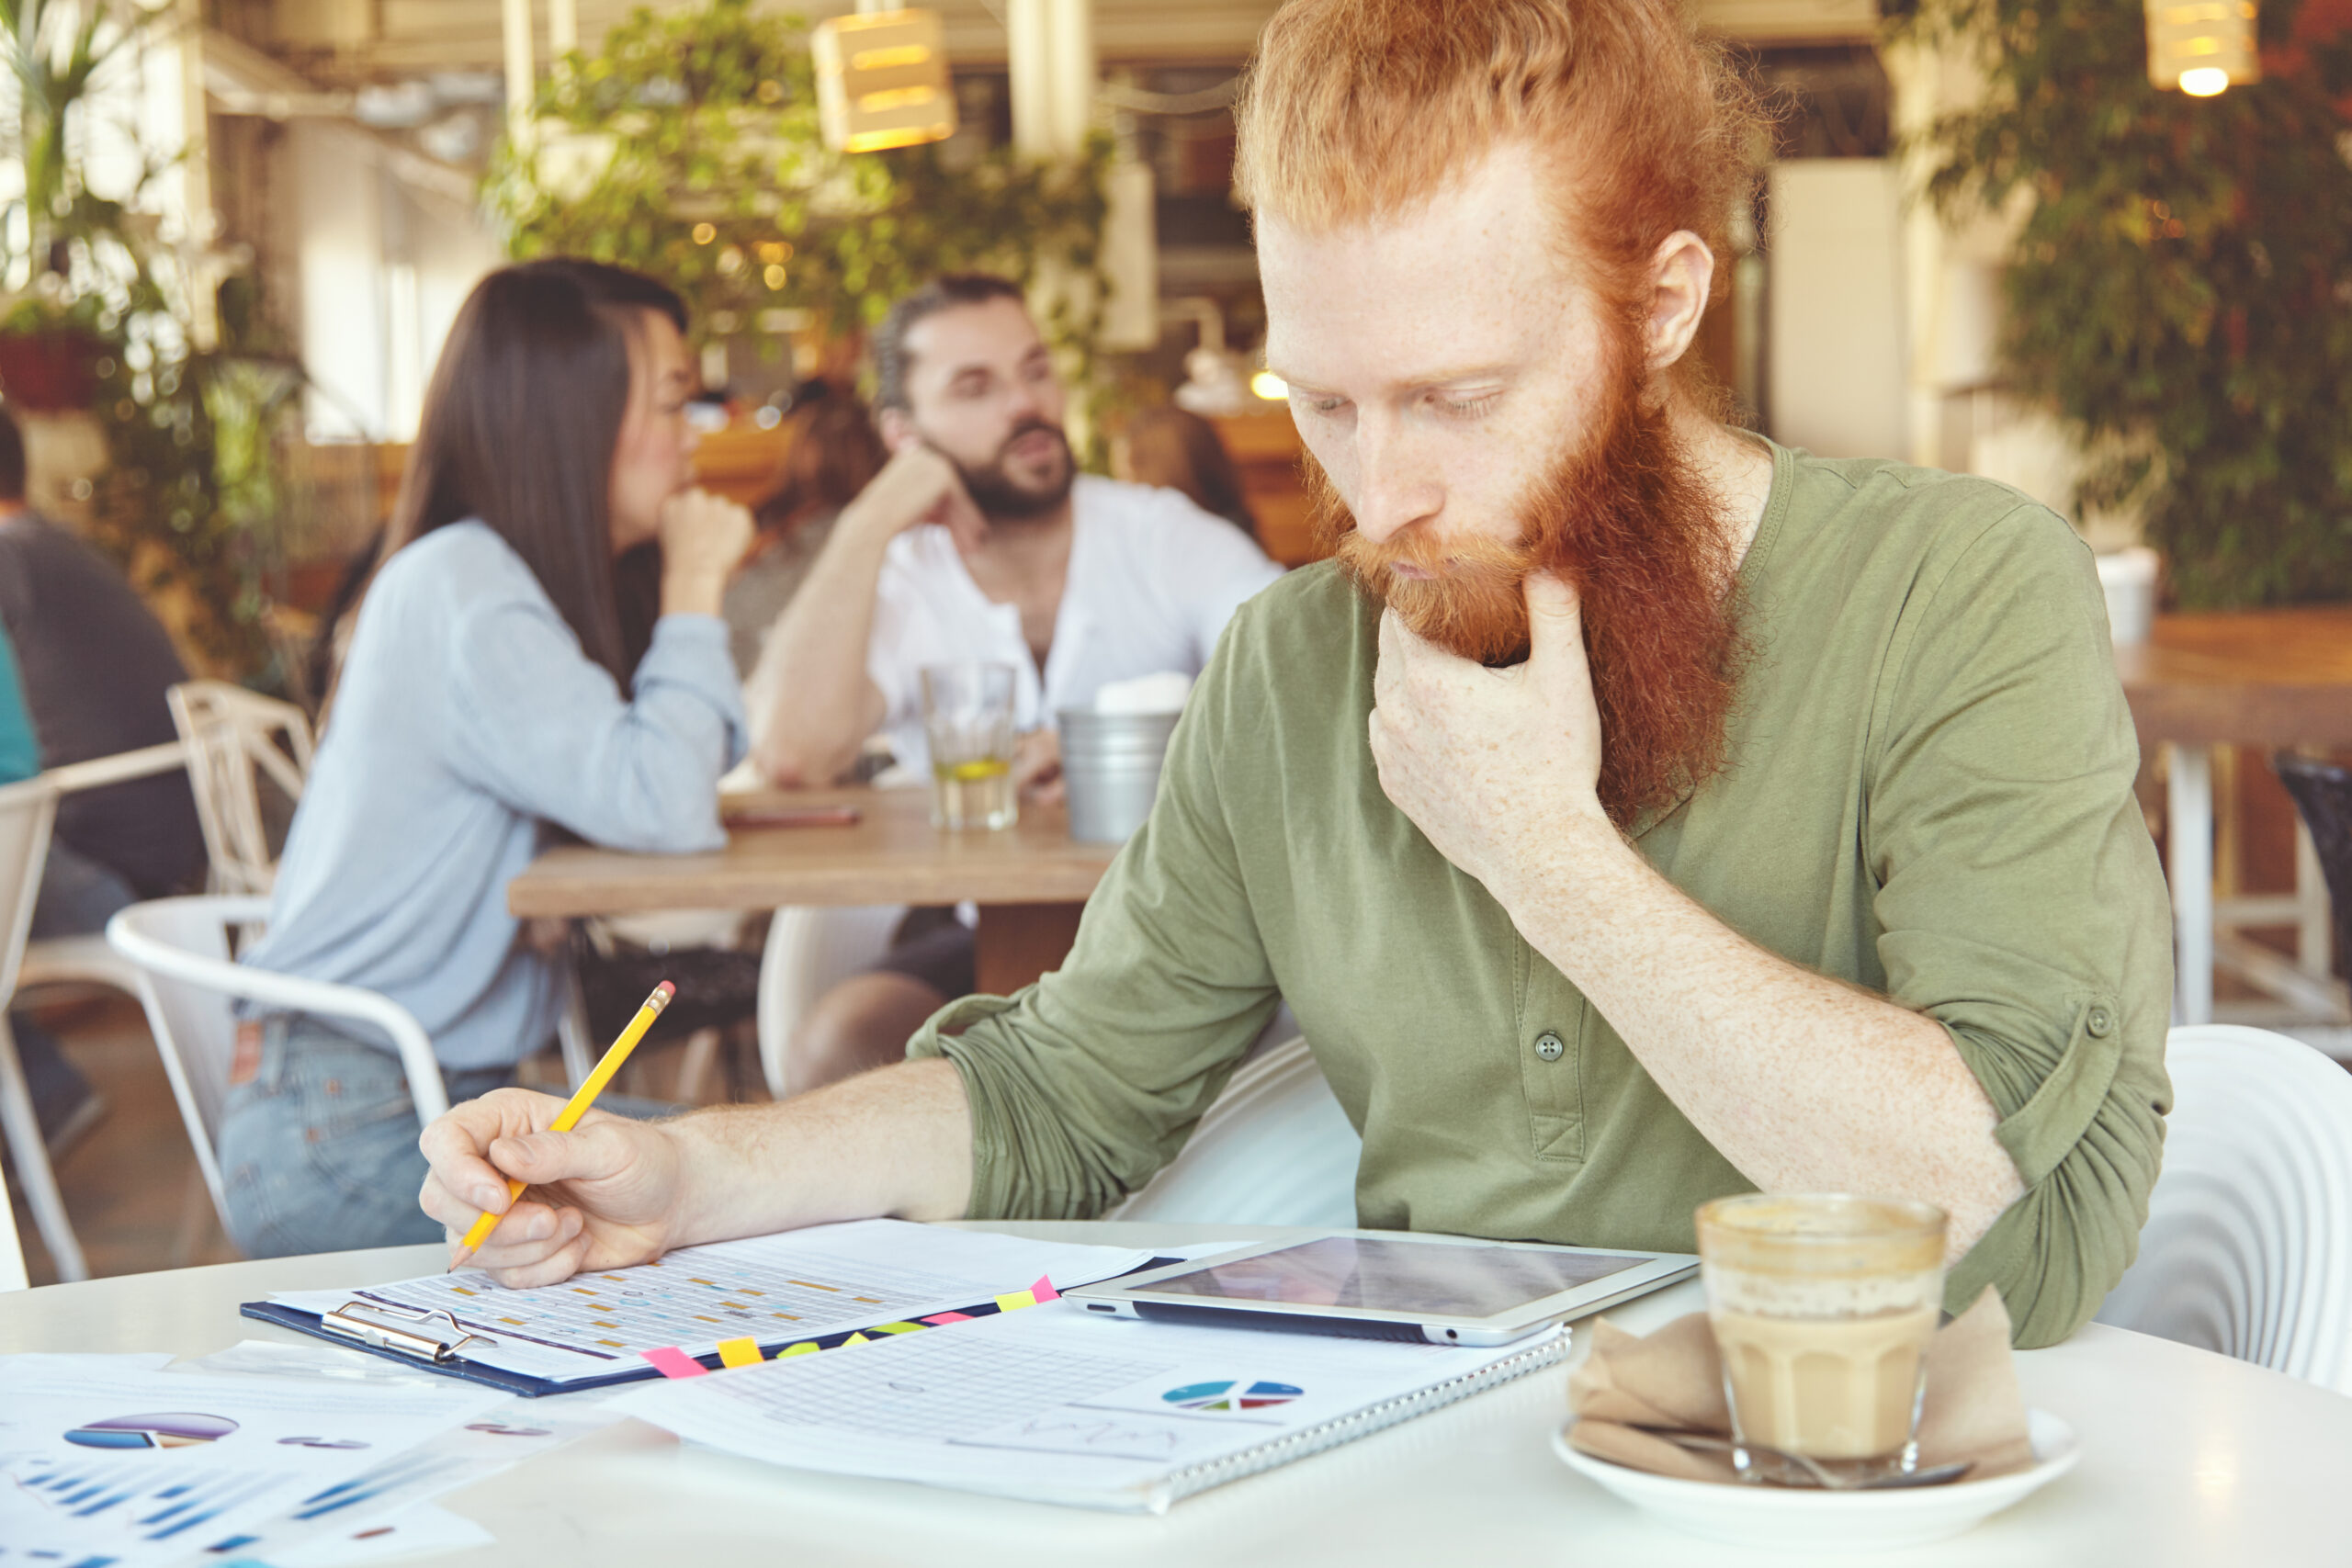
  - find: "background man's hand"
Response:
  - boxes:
[846,445,989,555]
[657,488,755,617]
[1012,727,1065,806]
[417,1089,686,1288]
[1368,571,1611,895]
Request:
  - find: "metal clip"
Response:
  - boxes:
[320,1301,497,1364]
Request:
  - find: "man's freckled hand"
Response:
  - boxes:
[1369,571,1610,890]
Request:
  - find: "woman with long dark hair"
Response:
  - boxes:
[219,259,752,1258]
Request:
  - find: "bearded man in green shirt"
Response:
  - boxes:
[419,0,2172,1348]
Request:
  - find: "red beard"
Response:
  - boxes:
[1317,373,1747,829]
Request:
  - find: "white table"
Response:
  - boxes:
[5,1223,2348,1566]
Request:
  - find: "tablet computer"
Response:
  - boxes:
[1067,1231,1697,1347]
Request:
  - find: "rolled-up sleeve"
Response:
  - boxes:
[908,611,1283,1218]
[445,604,747,853]
[1867,504,2173,1347]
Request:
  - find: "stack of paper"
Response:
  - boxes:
[614,1298,1567,1513]
[0,1354,510,1564]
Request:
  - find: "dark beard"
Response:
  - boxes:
[1317,364,1747,828]
[948,419,1076,524]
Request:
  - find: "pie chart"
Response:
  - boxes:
[64,1413,239,1450]
[1162,1380,1304,1412]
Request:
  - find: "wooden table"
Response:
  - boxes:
[2115,606,2352,1023]
[508,785,1119,997]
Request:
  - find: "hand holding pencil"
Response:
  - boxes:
[440,981,679,1274]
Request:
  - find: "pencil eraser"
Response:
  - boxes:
[654,981,676,1000]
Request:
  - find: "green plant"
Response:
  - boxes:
[482,0,1109,374]
[0,0,296,674]
[1890,0,2352,606]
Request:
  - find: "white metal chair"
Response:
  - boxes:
[17,741,188,1000]
[2096,1024,2352,1394]
[0,744,192,1285]
[105,896,452,1238]
[1111,1032,1363,1227]
[167,680,313,896]
[755,903,910,1098]
[0,775,86,1280]
[0,1146,25,1292]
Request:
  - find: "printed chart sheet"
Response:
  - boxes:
[613,1298,1558,1511]
[0,1354,508,1566]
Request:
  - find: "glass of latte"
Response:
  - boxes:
[1695,1193,1949,1486]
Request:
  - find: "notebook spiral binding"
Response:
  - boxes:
[1151,1332,1572,1510]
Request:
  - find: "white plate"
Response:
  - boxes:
[1552,1409,2079,1553]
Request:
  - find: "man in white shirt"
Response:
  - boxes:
[748,274,1283,1088]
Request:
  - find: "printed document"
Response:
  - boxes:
[268,1219,1154,1382]
[613,1297,1563,1512]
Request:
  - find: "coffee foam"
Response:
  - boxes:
[1704,1265,1942,1319]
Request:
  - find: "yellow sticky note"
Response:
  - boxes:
[871,1322,927,1335]
[776,1341,820,1358]
[717,1337,762,1369]
[993,1290,1038,1314]
[842,1331,871,1346]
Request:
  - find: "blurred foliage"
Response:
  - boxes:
[482,0,1110,378]
[1,0,299,674]
[1890,0,2352,605]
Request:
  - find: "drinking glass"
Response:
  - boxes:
[1695,1193,1949,1486]
[920,662,1019,831]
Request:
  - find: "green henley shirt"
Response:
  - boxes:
[910,440,2174,1349]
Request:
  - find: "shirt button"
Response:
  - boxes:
[1534,1032,1566,1062]
[2086,1006,2115,1039]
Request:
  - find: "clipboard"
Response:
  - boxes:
[240,1258,1191,1397]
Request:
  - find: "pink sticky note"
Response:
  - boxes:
[922,1312,974,1325]
[641,1347,708,1380]
[1030,1275,1060,1303]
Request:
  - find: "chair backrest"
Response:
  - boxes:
[103,896,259,1219]
[106,894,452,1234]
[1112,1033,1363,1228]
[167,680,314,896]
[0,776,59,1292]
[2273,753,2352,960]
[756,903,910,1098]
[0,1145,26,1291]
[2095,1024,2352,1394]
[0,775,59,1004]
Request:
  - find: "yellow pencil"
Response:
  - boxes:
[449,980,675,1269]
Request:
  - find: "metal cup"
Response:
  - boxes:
[1057,707,1181,843]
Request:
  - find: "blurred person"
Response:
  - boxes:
[0,403,207,1154]
[722,382,889,679]
[219,259,754,1258]
[0,620,33,785]
[1114,403,1260,540]
[744,275,1282,1091]
[417,0,2167,1350]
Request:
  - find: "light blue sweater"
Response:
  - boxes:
[243,521,747,1071]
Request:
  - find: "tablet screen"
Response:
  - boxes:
[1129,1237,1650,1319]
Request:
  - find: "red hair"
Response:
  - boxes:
[1234,0,1760,397]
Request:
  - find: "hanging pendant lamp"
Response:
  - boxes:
[2146,0,2260,97]
[813,6,957,152]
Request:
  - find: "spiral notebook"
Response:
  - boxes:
[611,1295,1569,1513]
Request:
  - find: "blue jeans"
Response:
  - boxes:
[216,1016,678,1259]
[217,1016,515,1258]
[11,843,136,1139]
